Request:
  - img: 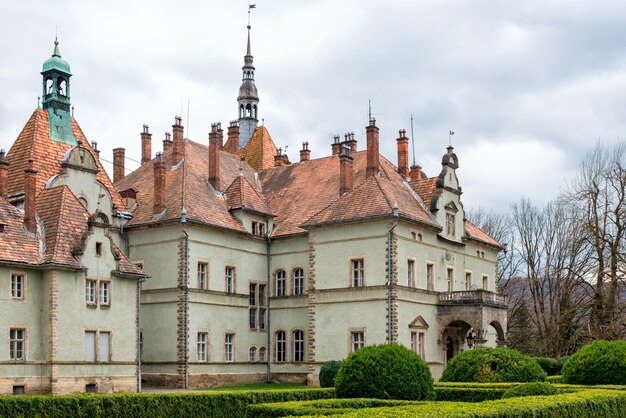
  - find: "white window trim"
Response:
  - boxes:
[8,326,28,361]
[349,257,366,288]
[348,327,366,353]
[9,271,27,302]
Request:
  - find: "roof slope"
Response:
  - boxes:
[224,175,273,215]
[5,109,126,210]
[464,220,503,248]
[409,177,438,209]
[0,197,40,265]
[243,126,278,171]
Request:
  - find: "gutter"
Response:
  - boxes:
[387,203,399,344]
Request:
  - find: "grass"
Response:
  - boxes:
[205,383,311,391]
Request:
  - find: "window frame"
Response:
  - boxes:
[349,329,366,353]
[407,258,415,288]
[446,267,454,292]
[224,332,235,362]
[225,266,235,294]
[249,346,257,362]
[197,332,208,362]
[10,272,26,301]
[292,329,305,362]
[85,279,97,305]
[293,268,304,296]
[350,258,365,287]
[465,271,472,291]
[275,269,286,296]
[99,280,111,307]
[9,328,26,361]
[259,346,267,362]
[426,262,435,291]
[274,330,287,363]
[197,261,208,290]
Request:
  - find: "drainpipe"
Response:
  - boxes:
[182,208,189,389]
[265,216,272,382]
[387,203,399,343]
[137,276,146,392]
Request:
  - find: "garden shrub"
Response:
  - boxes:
[319,360,342,388]
[334,343,434,400]
[533,356,561,375]
[501,382,557,399]
[440,348,547,383]
[247,398,411,417]
[558,355,569,370]
[546,375,562,383]
[561,340,626,385]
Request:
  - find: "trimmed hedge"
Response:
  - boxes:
[562,340,626,385]
[501,382,557,399]
[319,361,342,388]
[441,348,547,383]
[247,398,412,417]
[533,357,561,376]
[334,343,434,400]
[268,389,626,417]
[0,388,334,418]
[547,375,563,383]
[434,386,508,402]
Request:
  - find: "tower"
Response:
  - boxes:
[41,38,77,145]
[237,25,259,148]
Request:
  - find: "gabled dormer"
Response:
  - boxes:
[431,146,464,242]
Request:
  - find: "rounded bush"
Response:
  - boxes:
[557,355,569,370]
[533,356,561,376]
[319,360,342,388]
[561,340,626,385]
[440,348,547,383]
[501,382,557,399]
[334,343,434,400]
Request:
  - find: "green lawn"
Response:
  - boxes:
[206,383,311,391]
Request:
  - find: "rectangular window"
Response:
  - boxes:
[276,270,286,296]
[351,259,364,287]
[225,333,235,362]
[84,331,96,362]
[483,275,489,290]
[249,283,257,306]
[259,284,267,306]
[258,223,265,236]
[259,346,266,362]
[259,284,267,330]
[259,308,267,330]
[465,272,472,291]
[410,332,417,352]
[407,260,415,287]
[11,274,24,299]
[12,385,25,395]
[293,268,304,296]
[275,331,286,362]
[252,221,258,236]
[99,281,110,306]
[426,263,434,291]
[95,242,103,256]
[198,262,208,289]
[293,330,305,362]
[86,280,97,305]
[99,331,110,362]
[225,267,235,294]
[351,331,365,352]
[418,332,425,359]
[197,332,208,362]
[9,328,25,360]
[249,307,257,329]
[447,268,454,292]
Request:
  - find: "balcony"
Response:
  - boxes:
[438,290,507,307]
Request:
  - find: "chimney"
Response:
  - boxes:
[331,135,342,156]
[299,142,311,162]
[0,150,9,198]
[343,132,357,153]
[209,122,222,191]
[226,121,240,154]
[153,153,166,215]
[366,119,379,178]
[172,116,184,166]
[141,124,152,165]
[274,148,288,166]
[339,147,354,196]
[396,129,409,177]
[163,131,173,154]
[409,164,423,181]
[113,147,125,183]
[90,141,100,158]
[24,160,38,234]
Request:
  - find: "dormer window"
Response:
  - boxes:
[444,202,458,237]
[251,221,266,237]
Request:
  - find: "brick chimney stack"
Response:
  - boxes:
[331,135,342,156]
[208,122,222,191]
[366,119,379,178]
[339,147,354,196]
[163,132,173,154]
[113,147,125,183]
[24,160,38,234]
[409,165,423,181]
[300,142,311,162]
[0,150,9,198]
[141,124,152,165]
[274,148,289,167]
[172,116,184,166]
[153,153,166,215]
[226,121,240,154]
[343,132,357,153]
[396,129,409,178]
[90,141,100,158]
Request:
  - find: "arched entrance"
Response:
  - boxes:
[441,320,473,364]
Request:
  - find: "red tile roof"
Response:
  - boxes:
[464,220,503,248]
[5,109,126,211]
[224,175,273,216]
[0,197,40,265]
[242,126,278,171]
[409,177,438,209]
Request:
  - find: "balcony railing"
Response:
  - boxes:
[438,290,507,307]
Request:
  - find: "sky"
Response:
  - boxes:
[1,0,626,211]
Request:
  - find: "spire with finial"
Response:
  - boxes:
[237,4,260,148]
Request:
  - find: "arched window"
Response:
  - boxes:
[274,331,286,362]
[239,104,245,118]
[57,77,66,96]
[293,268,304,296]
[245,103,252,117]
[276,270,286,296]
[259,346,267,362]
[253,104,257,119]
[46,78,54,94]
[249,346,257,362]
[292,330,304,362]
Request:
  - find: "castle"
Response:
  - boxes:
[0,27,506,395]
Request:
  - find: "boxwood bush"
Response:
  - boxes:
[562,340,626,385]
[334,343,434,400]
[319,360,342,388]
[501,382,557,399]
[440,348,547,383]
[533,356,561,375]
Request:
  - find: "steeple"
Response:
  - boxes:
[41,38,77,145]
[238,24,259,148]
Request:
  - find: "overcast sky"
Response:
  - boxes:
[2,0,626,211]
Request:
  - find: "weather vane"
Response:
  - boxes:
[248,2,256,26]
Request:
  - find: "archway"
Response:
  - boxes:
[446,336,454,363]
[441,319,473,363]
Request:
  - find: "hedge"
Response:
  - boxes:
[0,388,334,418]
[247,398,412,417]
[562,340,626,385]
[533,357,561,376]
[501,382,557,399]
[319,361,342,388]
[270,390,626,417]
